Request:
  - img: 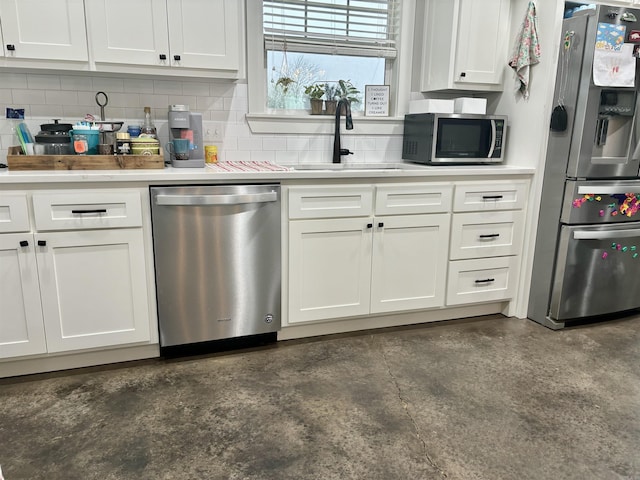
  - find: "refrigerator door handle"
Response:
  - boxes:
[155,192,278,206]
[577,185,637,194]
[574,229,640,240]
[487,120,497,158]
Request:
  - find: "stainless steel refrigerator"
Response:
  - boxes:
[529,4,640,329]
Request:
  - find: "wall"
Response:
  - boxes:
[495,0,565,318]
[0,72,403,164]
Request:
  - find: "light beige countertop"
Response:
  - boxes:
[0,162,536,185]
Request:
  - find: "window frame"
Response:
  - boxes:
[245,0,416,135]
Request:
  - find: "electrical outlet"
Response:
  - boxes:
[203,122,224,142]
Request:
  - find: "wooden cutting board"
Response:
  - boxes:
[6,146,165,170]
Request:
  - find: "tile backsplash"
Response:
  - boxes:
[0,72,402,164]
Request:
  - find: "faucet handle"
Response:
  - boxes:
[339,149,354,156]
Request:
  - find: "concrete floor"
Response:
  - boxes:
[1,314,640,480]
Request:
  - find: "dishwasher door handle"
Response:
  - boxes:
[155,191,278,206]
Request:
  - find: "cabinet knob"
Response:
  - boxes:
[37,240,47,247]
[159,54,167,60]
[460,72,466,77]
[19,240,29,247]
[6,44,15,51]
[173,55,181,61]
[366,223,373,228]
[378,222,384,228]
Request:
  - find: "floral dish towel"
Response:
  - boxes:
[509,1,541,99]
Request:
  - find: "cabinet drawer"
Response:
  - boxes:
[446,256,519,306]
[375,183,453,215]
[289,186,374,219]
[32,191,142,231]
[0,194,30,233]
[453,181,528,212]
[450,211,525,260]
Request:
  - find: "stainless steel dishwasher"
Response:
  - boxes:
[150,184,281,348]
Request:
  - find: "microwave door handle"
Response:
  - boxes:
[574,229,640,240]
[487,120,497,158]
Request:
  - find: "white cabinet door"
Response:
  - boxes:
[371,214,450,314]
[0,0,88,61]
[0,234,47,359]
[87,0,240,71]
[36,229,151,353]
[289,217,373,324]
[420,0,509,92]
[453,0,510,87]
[166,0,240,70]
[85,0,170,66]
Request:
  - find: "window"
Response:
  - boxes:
[245,0,413,134]
[262,0,399,111]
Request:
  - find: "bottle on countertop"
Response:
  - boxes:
[140,106,157,139]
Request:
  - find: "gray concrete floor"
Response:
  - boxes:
[1,314,640,480]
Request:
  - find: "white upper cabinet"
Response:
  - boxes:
[166,0,240,71]
[86,0,241,75]
[0,0,88,62]
[420,0,510,92]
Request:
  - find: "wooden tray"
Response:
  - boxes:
[6,146,165,171]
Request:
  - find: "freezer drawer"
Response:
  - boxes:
[562,180,640,225]
[550,224,640,321]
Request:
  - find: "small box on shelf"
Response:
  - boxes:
[453,98,487,115]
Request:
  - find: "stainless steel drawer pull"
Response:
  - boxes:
[475,278,495,284]
[156,192,278,206]
[482,195,503,200]
[479,233,500,239]
[71,209,107,214]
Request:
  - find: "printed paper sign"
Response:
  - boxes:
[365,85,390,117]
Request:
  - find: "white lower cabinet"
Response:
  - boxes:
[35,229,150,353]
[446,181,528,307]
[288,183,452,324]
[289,217,373,323]
[0,234,47,359]
[370,214,449,313]
[446,256,519,306]
[0,189,152,361]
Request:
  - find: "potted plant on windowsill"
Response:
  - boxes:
[324,83,338,115]
[304,84,325,115]
[336,79,361,114]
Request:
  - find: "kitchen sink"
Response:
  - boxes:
[291,163,416,172]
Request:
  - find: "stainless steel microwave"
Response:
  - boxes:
[402,113,507,164]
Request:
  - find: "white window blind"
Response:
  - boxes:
[263,0,399,59]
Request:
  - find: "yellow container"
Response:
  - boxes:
[205,145,218,163]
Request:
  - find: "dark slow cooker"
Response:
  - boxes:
[35,120,74,155]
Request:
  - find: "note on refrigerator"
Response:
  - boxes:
[593,43,636,87]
